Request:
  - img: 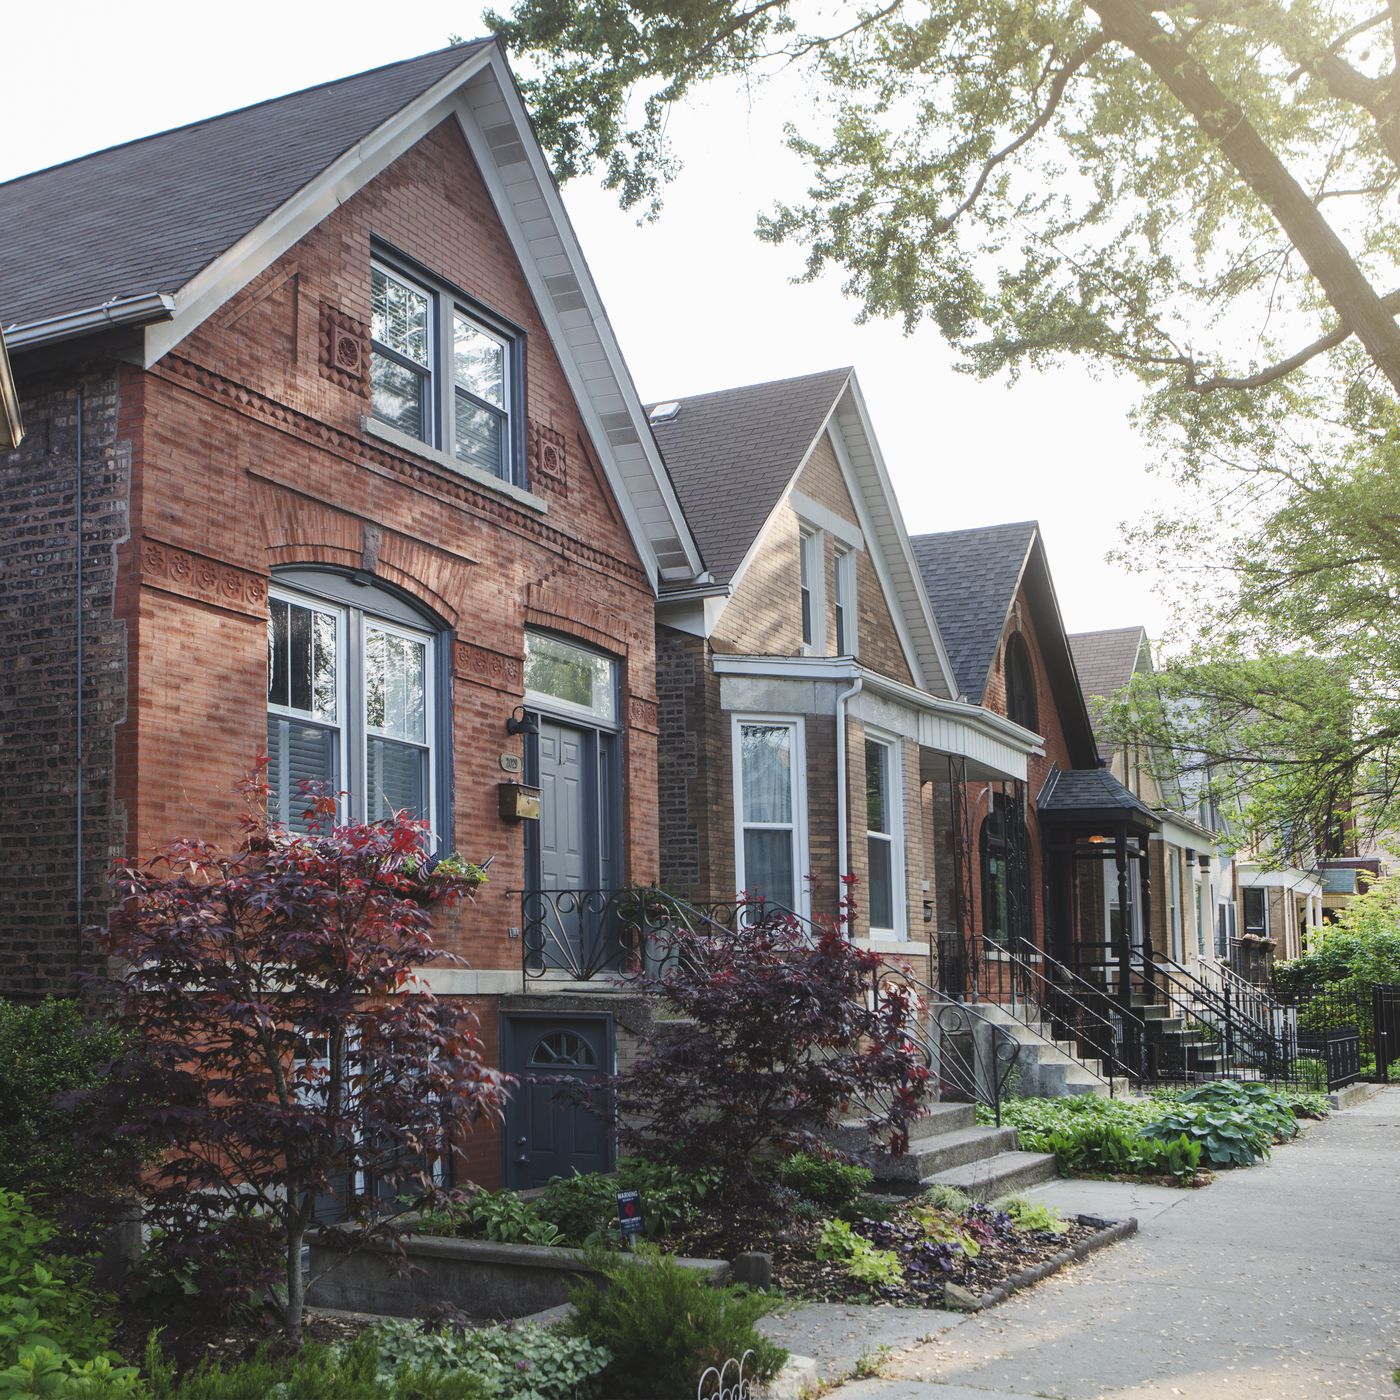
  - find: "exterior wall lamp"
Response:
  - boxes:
[506,705,538,737]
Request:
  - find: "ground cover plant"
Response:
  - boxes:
[1142,1081,1300,1168]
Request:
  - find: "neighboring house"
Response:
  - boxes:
[650,370,1042,984]
[1068,625,1234,975]
[912,524,1162,998]
[0,43,708,1191]
[0,325,20,448]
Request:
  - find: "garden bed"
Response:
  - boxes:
[761,1203,1133,1310]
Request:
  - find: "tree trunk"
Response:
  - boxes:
[285,1223,306,1347]
[1089,0,1400,396]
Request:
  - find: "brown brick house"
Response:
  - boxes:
[651,370,1042,983]
[912,524,1161,1002]
[0,328,20,449]
[0,44,705,1189]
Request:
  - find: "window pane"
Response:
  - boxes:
[741,725,793,824]
[868,836,894,930]
[835,601,846,655]
[987,853,1008,943]
[453,314,504,406]
[744,828,794,908]
[524,632,616,721]
[271,597,337,722]
[371,267,430,365]
[367,736,427,823]
[365,627,426,743]
[454,394,505,479]
[372,354,428,440]
[267,716,337,831]
[865,740,889,834]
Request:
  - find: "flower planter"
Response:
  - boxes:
[305,1229,729,1320]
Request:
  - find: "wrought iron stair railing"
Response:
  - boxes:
[983,936,1148,1093]
[873,961,1022,1126]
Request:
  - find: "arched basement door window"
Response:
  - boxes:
[266,568,446,837]
[530,1030,598,1069]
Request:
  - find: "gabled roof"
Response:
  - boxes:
[910,522,1037,703]
[910,521,1098,766]
[0,44,702,590]
[0,44,490,333]
[1068,626,1148,710]
[652,368,956,697]
[650,368,852,586]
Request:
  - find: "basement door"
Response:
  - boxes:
[502,1014,613,1189]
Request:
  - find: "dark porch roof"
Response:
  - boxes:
[1037,766,1161,832]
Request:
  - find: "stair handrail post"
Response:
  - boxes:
[1223,978,1236,1067]
[1114,829,1134,1020]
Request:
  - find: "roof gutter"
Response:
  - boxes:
[4,291,177,352]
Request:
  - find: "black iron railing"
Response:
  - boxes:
[986,936,1148,1093]
[874,962,1022,1126]
[514,886,745,981]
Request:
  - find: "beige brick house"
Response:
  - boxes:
[651,368,1041,980]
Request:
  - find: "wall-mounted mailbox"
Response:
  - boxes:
[498,782,541,822]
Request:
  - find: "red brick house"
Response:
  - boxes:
[651,370,1043,985]
[0,44,705,1189]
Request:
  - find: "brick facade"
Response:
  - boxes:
[1,116,670,1185]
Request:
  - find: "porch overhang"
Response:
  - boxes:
[709,654,1041,782]
[1036,765,1161,839]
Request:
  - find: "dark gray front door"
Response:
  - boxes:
[502,1015,612,1188]
[539,719,594,893]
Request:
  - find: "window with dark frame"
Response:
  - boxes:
[834,546,856,655]
[980,793,1027,948]
[1243,886,1268,935]
[370,258,522,487]
[1004,632,1037,732]
[799,529,816,647]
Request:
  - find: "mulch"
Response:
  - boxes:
[766,1215,1099,1309]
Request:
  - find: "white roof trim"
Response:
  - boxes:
[139,45,701,593]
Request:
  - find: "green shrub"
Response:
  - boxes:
[0,1346,143,1396]
[0,1191,123,1380]
[534,1159,713,1245]
[414,1192,561,1247]
[367,1319,608,1399]
[769,1154,873,1209]
[815,1216,905,1288]
[1045,1122,1202,1180]
[0,1000,131,1206]
[565,1247,786,1399]
[978,1094,1159,1151]
[145,1333,485,1399]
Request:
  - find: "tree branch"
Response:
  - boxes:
[1088,0,1400,396]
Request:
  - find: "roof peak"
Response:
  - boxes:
[647,365,852,412]
[0,41,492,192]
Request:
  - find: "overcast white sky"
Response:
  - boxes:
[1,1,1179,637]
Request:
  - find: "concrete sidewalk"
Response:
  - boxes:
[833,1087,1400,1399]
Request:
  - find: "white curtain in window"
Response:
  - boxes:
[741,726,792,824]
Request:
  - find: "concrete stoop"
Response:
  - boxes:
[835,1097,1058,1198]
[974,1003,1111,1099]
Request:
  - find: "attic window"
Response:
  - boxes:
[649,401,681,423]
[1004,632,1037,732]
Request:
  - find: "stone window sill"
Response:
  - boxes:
[362,416,548,514]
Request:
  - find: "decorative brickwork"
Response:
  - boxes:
[319,302,369,392]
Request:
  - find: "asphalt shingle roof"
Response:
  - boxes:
[0,42,491,332]
[649,368,852,586]
[1037,766,1160,827]
[1068,626,1146,705]
[909,522,1037,703]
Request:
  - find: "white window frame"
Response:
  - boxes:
[1168,849,1182,961]
[268,584,438,840]
[834,545,857,656]
[863,730,906,939]
[798,527,825,653]
[731,715,809,920]
[370,254,523,486]
[523,629,620,729]
[1102,859,1143,946]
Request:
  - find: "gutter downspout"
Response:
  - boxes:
[834,673,863,927]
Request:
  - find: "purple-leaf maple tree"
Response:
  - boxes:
[615,882,929,1236]
[89,767,508,1342]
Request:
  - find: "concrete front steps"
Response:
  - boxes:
[831,1099,1058,1201]
[974,1003,1112,1098]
